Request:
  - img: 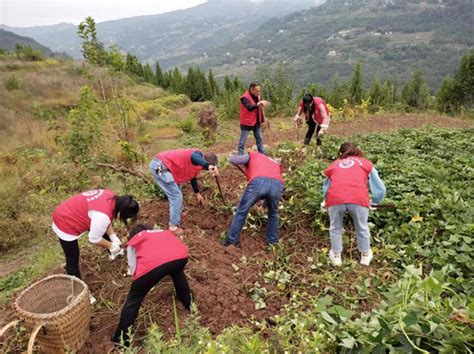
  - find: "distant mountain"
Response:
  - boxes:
[188,0,473,89]
[0,28,53,55]
[1,0,322,67]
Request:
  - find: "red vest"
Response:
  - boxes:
[240,91,264,126]
[128,230,189,280]
[52,189,116,236]
[324,157,373,207]
[299,97,330,125]
[244,152,285,185]
[157,149,203,184]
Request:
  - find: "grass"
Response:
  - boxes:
[0,237,62,308]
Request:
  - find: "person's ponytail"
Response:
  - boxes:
[339,142,364,159]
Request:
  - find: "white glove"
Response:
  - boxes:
[320,200,327,211]
[318,129,325,136]
[109,233,121,245]
[109,242,124,260]
[294,114,300,122]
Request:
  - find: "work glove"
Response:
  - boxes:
[294,114,301,122]
[320,200,327,212]
[109,242,124,260]
[109,233,121,245]
[209,165,219,177]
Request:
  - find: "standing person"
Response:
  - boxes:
[222,152,284,247]
[322,143,386,266]
[149,148,219,234]
[238,82,270,155]
[294,93,331,154]
[52,189,139,279]
[112,224,191,346]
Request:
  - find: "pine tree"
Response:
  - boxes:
[368,78,384,112]
[402,70,430,111]
[142,63,154,84]
[349,62,364,105]
[161,71,171,89]
[224,75,233,92]
[330,77,345,109]
[170,67,184,94]
[208,69,220,98]
[155,61,163,87]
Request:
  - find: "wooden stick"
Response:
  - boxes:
[234,164,246,176]
[96,162,150,183]
[214,176,227,205]
[371,203,396,209]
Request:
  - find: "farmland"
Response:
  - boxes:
[0,55,473,352]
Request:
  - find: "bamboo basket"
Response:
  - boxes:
[0,274,91,353]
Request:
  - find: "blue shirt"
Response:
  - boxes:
[190,151,210,193]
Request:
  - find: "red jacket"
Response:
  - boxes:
[128,230,189,280]
[245,152,285,185]
[157,149,203,184]
[240,91,264,126]
[299,97,330,126]
[52,189,116,235]
[324,157,373,207]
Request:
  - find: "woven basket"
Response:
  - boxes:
[11,274,91,353]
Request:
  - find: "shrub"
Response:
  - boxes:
[5,74,20,91]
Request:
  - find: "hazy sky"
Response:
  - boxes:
[1,0,207,27]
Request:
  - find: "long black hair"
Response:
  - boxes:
[114,195,139,225]
[302,93,315,115]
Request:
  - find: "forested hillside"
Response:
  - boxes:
[1,0,320,66]
[190,0,473,89]
[0,29,53,56]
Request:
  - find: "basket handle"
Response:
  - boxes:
[27,324,43,354]
[0,320,20,337]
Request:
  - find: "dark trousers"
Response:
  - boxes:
[112,258,191,346]
[59,238,81,279]
[304,119,322,146]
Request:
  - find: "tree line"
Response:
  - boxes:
[78,16,473,117]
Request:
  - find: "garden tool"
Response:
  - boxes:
[214,176,227,205]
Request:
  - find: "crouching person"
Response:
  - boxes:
[52,189,139,279]
[112,224,191,346]
[223,152,284,247]
[323,143,386,266]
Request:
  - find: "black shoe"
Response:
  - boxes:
[221,239,240,247]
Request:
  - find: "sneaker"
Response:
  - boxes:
[329,250,342,266]
[221,239,240,247]
[360,249,373,266]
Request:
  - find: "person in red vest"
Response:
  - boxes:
[323,143,386,266]
[149,149,219,234]
[112,224,191,346]
[238,82,269,155]
[222,152,284,247]
[52,189,139,279]
[294,93,331,154]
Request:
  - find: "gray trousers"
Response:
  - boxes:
[328,204,370,252]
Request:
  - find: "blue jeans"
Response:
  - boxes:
[237,127,265,155]
[328,204,370,252]
[228,178,284,245]
[149,158,183,227]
